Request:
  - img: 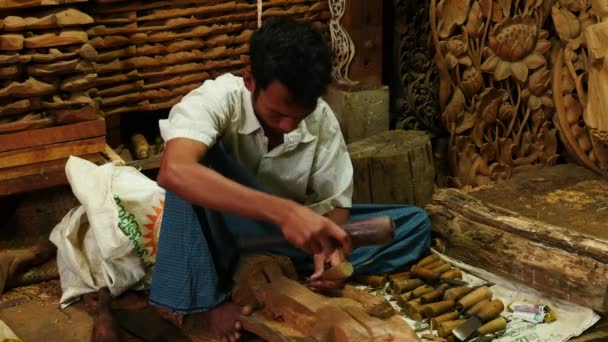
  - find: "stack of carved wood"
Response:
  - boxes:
[87,0,331,117]
[231,254,419,341]
[357,254,507,341]
[0,6,106,195]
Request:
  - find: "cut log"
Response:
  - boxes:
[0,0,87,10]
[24,30,88,48]
[0,65,21,79]
[28,49,77,63]
[60,73,97,92]
[98,80,143,97]
[0,34,24,50]
[347,130,435,207]
[0,114,54,134]
[51,103,98,124]
[326,84,389,143]
[0,53,30,65]
[88,35,131,49]
[27,59,79,76]
[97,45,136,63]
[427,186,608,313]
[87,22,138,36]
[0,99,33,117]
[96,70,140,87]
[0,77,55,98]
[143,72,210,90]
[3,9,93,31]
[41,93,94,109]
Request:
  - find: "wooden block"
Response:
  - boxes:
[332,285,396,319]
[325,84,389,144]
[0,153,104,196]
[347,130,435,207]
[0,136,106,169]
[60,73,97,92]
[0,53,30,65]
[427,187,608,313]
[28,49,77,63]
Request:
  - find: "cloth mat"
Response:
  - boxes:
[382,250,600,341]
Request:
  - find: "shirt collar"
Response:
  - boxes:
[239,89,317,148]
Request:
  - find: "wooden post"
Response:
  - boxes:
[347,130,435,207]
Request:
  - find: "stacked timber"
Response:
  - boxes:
[0,5,106,195]
[87,0,331,116]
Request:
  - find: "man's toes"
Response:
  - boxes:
[229,334,237,342]
[241,305,252,316]
[234,321,241,330]
[235,332,241,340]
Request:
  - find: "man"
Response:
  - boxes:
[151,18,430,342]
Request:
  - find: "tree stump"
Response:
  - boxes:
[347,130,434,207]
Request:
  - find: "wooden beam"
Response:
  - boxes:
[0,118,105,153]
[0,136,106,169]
[0,153,105,196]
[427,188,608,312]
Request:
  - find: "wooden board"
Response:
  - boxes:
[469,164,608,240]
[347,130,434,207]
[337,1,383,89]
[0,136,106,169]
[0,118,105,153]
[0,153,105,196]
[426,186,608,312]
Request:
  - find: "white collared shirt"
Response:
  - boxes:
[159,73,353,214]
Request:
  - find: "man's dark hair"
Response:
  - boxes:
[249,17,332,109]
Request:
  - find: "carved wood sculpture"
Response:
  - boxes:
[551,0,608,176]
[392,0,442,133]
[430,0,558,187]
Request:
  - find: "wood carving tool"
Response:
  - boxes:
[236,216,395,250]
[410,266,467,286]
[453,299,505,341]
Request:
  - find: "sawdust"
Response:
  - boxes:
[539,181,608,210]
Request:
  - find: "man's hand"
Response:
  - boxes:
[308,249,347,289]
[277,202,352,257]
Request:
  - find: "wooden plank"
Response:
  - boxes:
[427,187,608,312]
[0,137,106,169]
[0,118,105,153]
[338,0,383,89]
[0,153,105,196]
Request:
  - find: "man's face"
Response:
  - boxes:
[245,71,312,135]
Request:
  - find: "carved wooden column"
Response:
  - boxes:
[325,0,389,144]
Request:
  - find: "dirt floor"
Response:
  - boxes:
[0,280,265,342]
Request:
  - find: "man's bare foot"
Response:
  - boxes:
[184,302,252,342]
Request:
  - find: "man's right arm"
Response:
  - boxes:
[157,137,352,256]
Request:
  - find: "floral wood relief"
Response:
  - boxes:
[430,0,559,187]
[552,0,608,175]
[391,0,442,134]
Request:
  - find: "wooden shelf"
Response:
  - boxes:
[0,152,108,196]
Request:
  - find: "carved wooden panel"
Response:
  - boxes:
[391,0,443,134]
[430,0,559,187]
[551,1,608,176]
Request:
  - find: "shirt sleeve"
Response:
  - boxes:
[158,75,235,147]
[305,106,354,215]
